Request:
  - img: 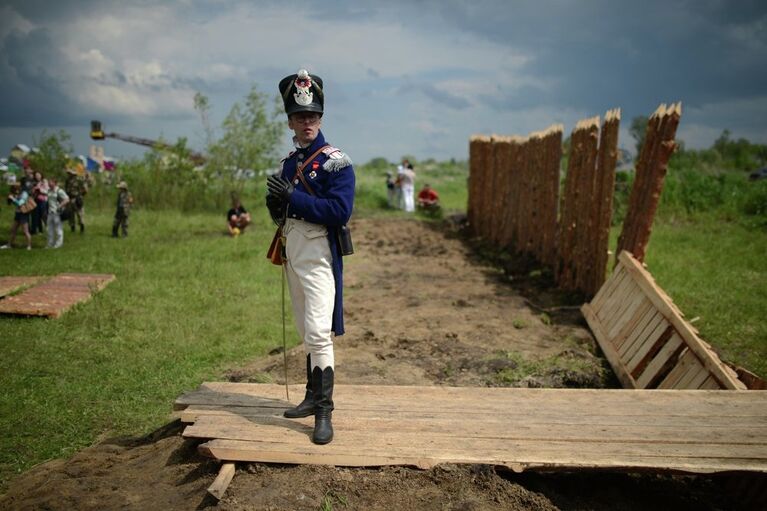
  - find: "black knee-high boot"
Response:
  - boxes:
[311,366,334,444]
[283,354,315,418]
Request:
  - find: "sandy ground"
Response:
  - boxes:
[0,217,739,510]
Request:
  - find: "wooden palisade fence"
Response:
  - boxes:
[469,108,627,298]
[468,104,682,298]
[556,109,621,296]
[616,103,682,263]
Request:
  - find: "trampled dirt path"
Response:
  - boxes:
[0,218,733,510]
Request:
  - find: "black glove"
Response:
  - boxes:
[266,193,285,225]
[266,175,294,202]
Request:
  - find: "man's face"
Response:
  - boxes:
[288,112,322,146]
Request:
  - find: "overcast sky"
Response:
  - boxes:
[1,0,766,165]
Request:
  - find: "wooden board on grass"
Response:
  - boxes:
[0,276,46,298]
[0,273,115,318]
[175,382,767,474]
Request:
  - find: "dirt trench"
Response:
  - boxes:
[0,217,736,511]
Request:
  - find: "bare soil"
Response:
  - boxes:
[0,217,739,510]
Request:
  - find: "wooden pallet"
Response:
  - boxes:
[582,251,745,390]
[0,273,115,318]
[175,382,767,474]
[0,276,46,298]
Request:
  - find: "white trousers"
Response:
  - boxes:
[402,184,415,212]
[284,219,336,370]
[47,213,63,248]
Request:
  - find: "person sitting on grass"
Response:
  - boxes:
[417,183,440,211]
[227,196,251,237]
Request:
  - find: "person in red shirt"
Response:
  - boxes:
[417,183,440,211]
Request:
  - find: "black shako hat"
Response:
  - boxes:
[279,69,324,116]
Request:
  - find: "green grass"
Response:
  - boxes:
[0,207,299,488]
[495,349,604,385]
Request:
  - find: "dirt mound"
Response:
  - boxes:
[0,218,738,510]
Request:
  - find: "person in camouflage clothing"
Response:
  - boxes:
[112,181,133,238]
[64,168,88,233]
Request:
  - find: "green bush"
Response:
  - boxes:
[609,142,766,226]
[86,142,266,214]
[740,179,767,218]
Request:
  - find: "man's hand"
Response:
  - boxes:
[266,175,294,202]
[266,193,285,225]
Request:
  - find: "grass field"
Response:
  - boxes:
[0,161,765,489]
[0,206,293,487]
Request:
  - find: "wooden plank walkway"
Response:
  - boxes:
[176,382,767,474]
[0,273,115,318]
[0,276,46,298]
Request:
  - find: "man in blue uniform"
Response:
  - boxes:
[266,69,355,445]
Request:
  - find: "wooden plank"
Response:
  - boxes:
[179,406,767,428]
[658,349,698,389]
[687,366,715,389]
[605,287,646,339]
[676,361,709,390]
[181,382,766,410]
[635,333,685,388]
[178,383,767,417]
[582,303,636,388]
[0,276,46,297]
[626,321,672,372]
[186,417,767,459]
[619,311,664,359]
[198,437,767,474]
[0,273,116,318]
[698,376,723,390]
[613,300,656,351]
[186,432,767,470]
[182,411,767,445]
[207,462,235,501]
[600,279,640,335]
[619,309,664,359]
[176,383,767,475]
[618,251,745,389]
[591,265,627,312]
[596,271,633,324]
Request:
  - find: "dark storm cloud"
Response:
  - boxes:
[1,0,765,155]
[422,0,767,115]
[397,79,471,110]
[0,25,86,126]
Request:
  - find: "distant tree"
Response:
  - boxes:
[365,157,390,170]
[713,129,766,171]
[29,130,73,179]
[629,116,649,157]
[204,85,283,175]
[713,129,732,154]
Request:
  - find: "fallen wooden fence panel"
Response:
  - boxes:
[582,251,745,390]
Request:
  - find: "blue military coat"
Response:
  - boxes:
[280,130,355,336]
